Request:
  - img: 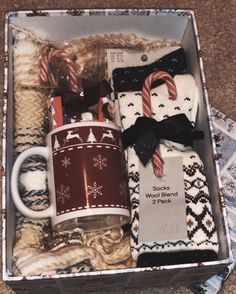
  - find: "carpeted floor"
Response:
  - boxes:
[0,1,235,293]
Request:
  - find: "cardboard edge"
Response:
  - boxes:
[189,10,233,264]
[2,8,233,283]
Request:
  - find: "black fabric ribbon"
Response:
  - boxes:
[121,114,204,166]
[56,79,113,115]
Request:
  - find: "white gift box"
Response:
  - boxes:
[2,9,232,293]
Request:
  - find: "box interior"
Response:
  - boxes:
[4,10,232,280]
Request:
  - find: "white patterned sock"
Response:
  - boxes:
[117,74,219,261]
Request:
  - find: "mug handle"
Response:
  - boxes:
[11,146,54,219]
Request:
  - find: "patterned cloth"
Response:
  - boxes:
[192,107,236,294]
[116,74,219,265]
[12,30,183,276]
[12,29,150,276]
[112,48,187,93]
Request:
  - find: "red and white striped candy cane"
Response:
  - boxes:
[142,71,177,177]
[40,49,79,93]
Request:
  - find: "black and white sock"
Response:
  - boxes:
[116,75,219,265]
[112,47,187,93]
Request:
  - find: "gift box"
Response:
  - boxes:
[2,9,233,293]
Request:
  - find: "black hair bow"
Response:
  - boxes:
[121,114,204,166]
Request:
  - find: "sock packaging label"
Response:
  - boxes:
[139,156,187,243]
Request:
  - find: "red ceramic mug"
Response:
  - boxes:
[11,121,130,232]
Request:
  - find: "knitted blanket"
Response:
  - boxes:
[12,27,178,276]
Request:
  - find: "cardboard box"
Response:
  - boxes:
[2,9,233,293]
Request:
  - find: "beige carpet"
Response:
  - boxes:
[0,0,235,293]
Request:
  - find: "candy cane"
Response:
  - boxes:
[40,49,79,93]
[39,47,50,83]
[142,71,177,176]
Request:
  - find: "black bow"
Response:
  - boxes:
[58,79,113,115]
[121,114,204,166]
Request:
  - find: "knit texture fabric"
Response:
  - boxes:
[112,48,187,93]
[13,30,159,276]
[116,74,219,265]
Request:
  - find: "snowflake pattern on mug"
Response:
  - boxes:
[61,156,71,168]
[87,182,103,199]
[56,184,71,204]
[93,154,107,170]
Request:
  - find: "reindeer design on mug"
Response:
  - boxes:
[60,127,118,148]
[63,130,83,146]
[101,129,116,143]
